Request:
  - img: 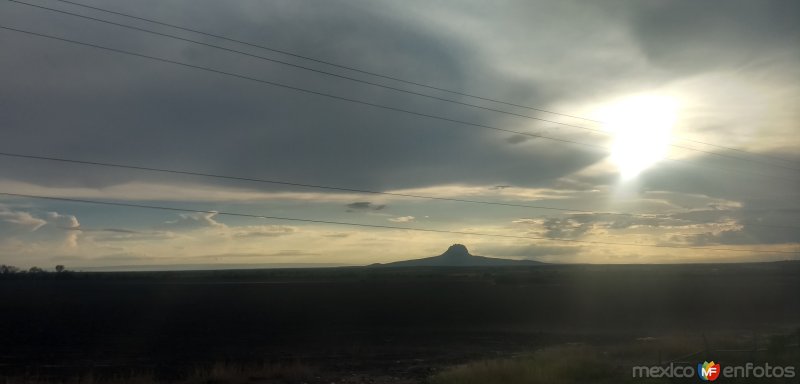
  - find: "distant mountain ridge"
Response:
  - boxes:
[370,244,544,267]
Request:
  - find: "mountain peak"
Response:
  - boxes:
[370,244,545,267]
[442,244,471,258]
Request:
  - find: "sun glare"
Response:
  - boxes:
[602,94,678,180]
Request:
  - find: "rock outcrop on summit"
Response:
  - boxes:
[370,244,544,267]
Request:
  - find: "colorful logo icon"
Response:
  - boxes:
[698,361,721,381]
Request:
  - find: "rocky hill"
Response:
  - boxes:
[370,244,544,267]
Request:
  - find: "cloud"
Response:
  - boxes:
[0,205,81,248]
[0,205,47,233]
[322,232,351,238]
[541,217,593,239]
[674,219,799,247]
[551,178,598,191]
[478,244,582,260]
[159,212,297,238]
[45,212,81,247]
[505,135,529,144]
[100,228,139,234]
[641,191,742,211]
[0,0,613,196]
[513,216,595,239]
[346,202,387,211]
[46,211,81,230]
[386,184,582,201]
[628,0,799,73]
[231,225,297,238]
[86,228,177,242]
[194,250,319,259]
[163,212,224,229]
[388,216,415,223]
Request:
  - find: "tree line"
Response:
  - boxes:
[0,264,67,274]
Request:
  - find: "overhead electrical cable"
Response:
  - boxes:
[0,25,594,151]
[0,25,796,185]
[3,151,796,230]
[9,0,800,172]
[23,0,800,169]
[1,192,796,255]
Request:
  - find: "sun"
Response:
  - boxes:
[602,94,678,180]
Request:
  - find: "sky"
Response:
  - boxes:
[1,0,798,269]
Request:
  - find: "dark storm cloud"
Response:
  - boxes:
[0,0,607,194]
[628,0,800,73]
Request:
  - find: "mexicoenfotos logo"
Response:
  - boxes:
[632,361,795,380]
[698,361,721,381]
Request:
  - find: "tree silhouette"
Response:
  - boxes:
[55,265,65,273]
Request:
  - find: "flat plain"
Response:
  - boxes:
[1,262,798,382]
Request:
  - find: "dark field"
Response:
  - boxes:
[1,263,799,383]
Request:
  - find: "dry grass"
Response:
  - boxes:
[430,330,800,384]
[429,344,630,384]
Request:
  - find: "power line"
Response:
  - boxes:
[0,25,599,150]
[12,0,800,173]
[673,137,800,168]
[0,152,595,214]
[46,0,591,122]
[35,0,800,168]
[1,4,796,258]
[1,25,796,185]
[2,151,798,231]
[4,0,606,138]
[1,191,796,255]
